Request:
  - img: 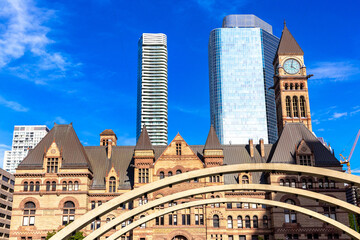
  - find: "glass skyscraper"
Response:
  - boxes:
[137,33,168,145]
[209,15,279,144]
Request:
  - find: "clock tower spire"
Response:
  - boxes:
[274,23,312,135]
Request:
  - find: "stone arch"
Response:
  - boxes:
[169,230,192,240]
[58,196,80,209]
[279,194,301,205]
[19,197,40,209]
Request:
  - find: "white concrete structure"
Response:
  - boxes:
[3,125,49,173]
[136,33,168,146]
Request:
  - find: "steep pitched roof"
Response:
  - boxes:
[17,124,92,171]
[276,23,304,55]
[269,123,340,167]
[135,126,153,150]
[204,125,222,150]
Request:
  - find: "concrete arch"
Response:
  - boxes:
[106,197,360,240]
[52,163,360,240]
[84,184,360,240]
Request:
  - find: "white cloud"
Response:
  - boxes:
[310,61,360,82]
[0,95,29,112]
[0,0,80,83]
[328,112,348,120]
[46,116,67,126]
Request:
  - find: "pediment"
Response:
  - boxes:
[297,140,312,155]
[46,141,61,157]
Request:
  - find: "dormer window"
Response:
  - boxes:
[109,176,116,192]
[47,158,59,173]
[176,143,182,155]
[299,155,312,166]
[296,140,314,166]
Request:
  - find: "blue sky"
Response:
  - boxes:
[0,0,359,173]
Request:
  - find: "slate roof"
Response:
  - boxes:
[135,126,153,150]
[17,124,92,171]
[269,123,340,167]
[276,23,304,55]
[204,125,222,150]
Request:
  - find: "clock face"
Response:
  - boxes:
[283,59,300,74]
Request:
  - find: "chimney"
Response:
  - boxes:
[107,139,113,159]
[259,138,265,158]
[249,139,254,158]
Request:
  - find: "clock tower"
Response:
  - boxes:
[274,22,312,135]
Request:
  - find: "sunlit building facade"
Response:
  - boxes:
[209,15,279,144]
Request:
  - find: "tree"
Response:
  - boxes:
[46,229,85,240]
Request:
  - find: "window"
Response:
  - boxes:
[319,179,323,188]
[285,179,290,187]
[46,181,50,191]
[300,83,304,90]
[62,201,75,225]
[300,96,306,117]
[155,215,164,225]
[35,182,40,191]
[140,215,146,228]
[295,83,299,90]
[291,179,296,188]
[239,236,246,240]
[68,181,73,191]
[227,203,232,209]
[324,206,336,220]
[293,96,299,117]
[159,171,164,179]
[284,199,297,223]
[228,236,233,240]
[176,143,181,155]
[91,201,96,209]
[51,181,56,191]
[168,171,173,177]
[280,179,284,186]
[215,195,220,207]
[290,83,294,90]
[138,169,149,183]
[213,215,219,228]
[109,177,116,192]
[176,170,182,175]
[182,209,190,225]
[195,214,204,225]
[74,181,79,191]
[237,216,243,228]
[63,181,67,191]
[29,182,34,191]
[46,158,59,173]
[330,181,335,188]
[227,216,233,228]
[98,201,102,207]
[307,179,313,189]
[263,215,268,228]
[242,175,249,184]
[287,234,299,239]
[245,216,251,228]
[286,96,292,117]
[24,182,28,191]
[243,203,249,209]
[299,155,312,166]
[23,202,36,226]
[253,216,258,228]
[302,179,307,189]
[169,213,177,225]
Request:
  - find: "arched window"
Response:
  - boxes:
[284,199,297,223]
[324,179,329,189]
[293,96,299,117]
[68,181,73,191]
[330,181,335,189]
[307,179,313,189]
[300,96,306,117]
[285,83,289,90]
[213,215,219,228]
[213,176,216,182]
[285,179,290,187]
[140,215,146,228]
[215,195,220,207]
[237,216,243,228]
[74,181,79,191]
[46,181,50,191]
[23,202,36,226]
[209,176,212,182]
[319,179,323,188]
[176,170,182,175]
[300,83,304,90]
[242,175,249,184]
[216,176,220,182]
[253,216,258,228]
[263,215,268,228]
[279,179,284,186]
[291,179,296,188]
[109,177,116,193]
[295,83,299,90]
[62,181,67,191]
[51,181,56,191]
[29,181,34,191]
[227,216,233,228]
[302,179,307,189]
[35,181,40,191]
[168,171,173,177]
[290,83,293,90]
[24,182,28,191]
[62,201,75,225]
[159,172,164,179]
[286,96,292,117]
[245,216,251,228]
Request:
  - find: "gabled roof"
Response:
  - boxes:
[204,125,222,150]
[135,126,153,150]
[276,23,304,56]
[17,124,92,171]
[269,123,340,167]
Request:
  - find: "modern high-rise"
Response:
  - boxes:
[136,33,168,145]
[209,14,279,144]
[3,125,49,173]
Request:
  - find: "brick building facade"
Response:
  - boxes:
[0,168,14,239]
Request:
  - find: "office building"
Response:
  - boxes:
[3,125,49,173]
[209,15,279,144]
[0,168,14,239]
[136,33,168,146]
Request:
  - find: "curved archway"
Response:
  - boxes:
[84,184,360,240]
[52,163,360,240]
[172,236,187,240]
[106,197,360,240]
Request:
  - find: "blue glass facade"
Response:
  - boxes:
[209,24,279,144]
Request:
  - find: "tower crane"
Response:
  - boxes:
[340,129,360,174]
